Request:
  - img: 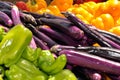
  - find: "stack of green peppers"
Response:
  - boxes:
[0,24,77,80]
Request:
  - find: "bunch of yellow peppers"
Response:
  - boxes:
[26,0,73,17]
[67,0,120,36]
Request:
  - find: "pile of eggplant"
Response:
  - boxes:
[1,1,120,80]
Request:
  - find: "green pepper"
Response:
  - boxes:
[0,24,32,67]
[0,75,3,80]
[48,69,77,80]
[0,66,4,80]
[22,46,41,62]
[0,26,6,42]
[38,50,67,75]
[5,58,48,80]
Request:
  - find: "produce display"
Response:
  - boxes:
[1,0,120,80]
[16,0,120,36]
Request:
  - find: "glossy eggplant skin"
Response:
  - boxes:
[26,24,57,48]
[51,45,120,62]
[11,6,22,25]
[58,49,120,75]
[39,17,85,40]
[33,35,49,50]
[38,26,79,46]
[96,29,120,45]
[77,46,120,62]
[0,11,13,27]
[62,12,120,49]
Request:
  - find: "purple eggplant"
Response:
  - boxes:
[26,24,57,47]
[77,46,120,62]
[23,11,44,18]
[33,35,49,50]
[63,12,113,47]
[11,5,22,25]
[0,11,13,27]
[1,9,37,26]
[0,9,11,18]
[83,69,102,80]
[51,45,120,62]
[38,26,79,46]
[58,49,120,75]
[96,29,120,45]
[50,45,76,53]
[39,18,85,40]
[0,1,12,10]
[29,38,37,49]
[20,12,37,26]
[23,12,67,20]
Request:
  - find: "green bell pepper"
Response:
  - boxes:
[0,24,32,67]
[48,69,77,80]
[5,58,48,80]
[0,26,6,42]
[0,66,4,80]
[38,50,67,75]
[22,46,41,62]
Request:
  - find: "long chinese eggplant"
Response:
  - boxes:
[58,49,120,75]
[51,45,120,62]
[26,24,57,47]
[63,12,119,48]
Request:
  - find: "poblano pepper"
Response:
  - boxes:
[5,58,48,80]
[0,24,32,67]
[48,69,77,80]
[38,50,67,75]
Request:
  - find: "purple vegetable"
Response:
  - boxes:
[50,45,76,53]
[63,12,112,47]
[58,49,120,75]
[29,38,37,49]
[39,18,84,40]
[0,9,11,18]
[92,73,102,80]
[23,12,67,20]
[0,1,12,10]
[51,45,120,62]
[66,64,73,70]
[23,11,44,18]
[83,69,102,80]
[77,46,120,62]
[26,24,57,47]
[38,26,78,46]
[33,35,49,50]
[0,11,13,26]
[64,12,120,49]
[1,9,37,26]
[96,29,120,45]
[11,6,22,25]
[20,12,37,26]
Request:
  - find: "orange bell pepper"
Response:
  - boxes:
[50,0,73,11]
[36,0,47,9]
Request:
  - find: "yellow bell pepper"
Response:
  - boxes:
[26,0,39,12]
